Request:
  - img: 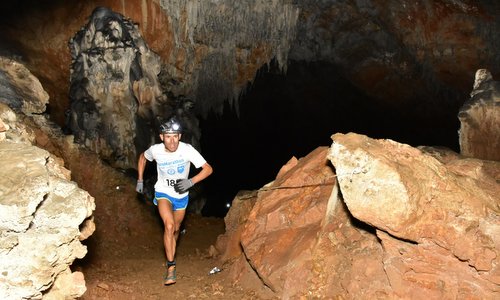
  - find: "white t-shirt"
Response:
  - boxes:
[144,142,207,197]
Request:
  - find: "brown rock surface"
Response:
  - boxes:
[215,190,258,263]
[236,147,393,298]
[216,134,499,299]
[329,132,499,298]
[239,147,337,291]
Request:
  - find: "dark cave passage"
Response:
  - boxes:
[199,61,464,217]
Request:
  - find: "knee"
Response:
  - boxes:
[164,221,175,234]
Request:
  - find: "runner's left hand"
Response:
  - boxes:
[174,178,193,193]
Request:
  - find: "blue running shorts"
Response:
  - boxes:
[154,191,189,211]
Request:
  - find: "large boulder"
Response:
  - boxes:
[0,137,95,299]
[230,147,393,298]
[218,134,499,299]
[329,132,499,299]
[0,55,96,299]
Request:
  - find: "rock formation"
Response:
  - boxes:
[68,6,164,169]
[0,58,49,115]
[216,133,499,299]
[459,69,500,161]
[329,133,499,298]
[0,57,96,299]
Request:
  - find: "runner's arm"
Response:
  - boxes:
[190,162,213,185]
[137,152,147,181]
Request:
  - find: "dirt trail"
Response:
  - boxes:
[78,212,255,299]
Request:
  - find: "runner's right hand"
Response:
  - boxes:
[136,180,144,193]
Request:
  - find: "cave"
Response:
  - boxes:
[200,59,464,216]
[0,1,498,299]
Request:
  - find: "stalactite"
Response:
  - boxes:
[157,0,299,116]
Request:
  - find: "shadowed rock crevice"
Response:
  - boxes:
[337,197,377,237]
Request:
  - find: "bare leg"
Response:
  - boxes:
[158,200,186,285]
[173,209,186,241]
[157,200,186,262]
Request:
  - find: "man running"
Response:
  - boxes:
[136,117,213,285]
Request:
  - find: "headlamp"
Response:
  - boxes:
[160,118,182,134]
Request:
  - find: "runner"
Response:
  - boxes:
[136,117,213,285]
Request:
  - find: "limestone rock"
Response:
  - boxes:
[0,140,95,299]
[459,69,500,161]
[328,132,499,298]
[0,54,96,300]
[46,269,87,300]
[0,142,50,232]
[0,116,8,141]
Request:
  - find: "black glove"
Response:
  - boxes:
[174,178,193,193]
[136,180,144,193]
